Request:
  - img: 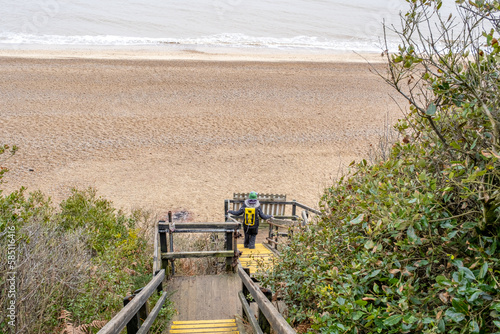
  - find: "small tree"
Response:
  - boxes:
[381,0,500,232]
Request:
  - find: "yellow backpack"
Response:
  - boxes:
[244,207,256,226]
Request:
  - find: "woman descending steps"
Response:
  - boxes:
[228,191,273,249]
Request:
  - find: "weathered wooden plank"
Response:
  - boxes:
[294,202,321,215]
[136,291,168,334]
[237,265,295,334]
[161,250,234,259]
[158,222,240,231]
[160,229,238,234]
[231,215,297,221]
[167,274,241,321]
[268,221,293,229]
[98,270,165,334]
[266,238,279,245]
[229,200,321,215]
[238,292,264,334]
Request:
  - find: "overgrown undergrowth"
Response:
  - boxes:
[0,187,172,333]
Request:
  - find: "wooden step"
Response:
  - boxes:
[169,319,239,333]
[238,243,274,274]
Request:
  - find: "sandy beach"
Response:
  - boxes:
[0,51,403,221]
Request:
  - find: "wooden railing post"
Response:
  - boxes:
[291,200,297,219]
[258,289,273,334]
[268,222,273,241]
[225,230,233,272]
[242,267,251,306]
[274,225,279,250]
[169,230,175,276]
[224,199,229,221]
[154,270,162,294]
[138,303,148,328]
[123,295,140,334]
[168,211,175,276]
[158,221,169,275]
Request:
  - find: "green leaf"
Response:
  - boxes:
[352,311,364,321]
[459,267,476,281]
[365,239,375,249]
[491,302,500,312]
[349,214,364,225]
[494,320,500,328]
[469,320,479,333]
[436,275,449,284]
[445,308,466,323]
[403,314,418,324]
[383,314,403,326]
[468,291,482,302]
[450,141,461,150]
[426,102,437,115]
[355,299,368,307]
[368,269,381,278]
[452,298,469,315]
[407,226,418,242]
[438,319,446,333]
[478,262,488,279]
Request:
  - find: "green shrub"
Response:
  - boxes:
[0,183,168,333]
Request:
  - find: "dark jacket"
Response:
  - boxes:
[228,199,271,235]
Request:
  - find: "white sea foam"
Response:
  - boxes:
[0,32,399,52]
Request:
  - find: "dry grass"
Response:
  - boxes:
[172,233,227,276]
[58,310,106,334]
[0,222,92,333]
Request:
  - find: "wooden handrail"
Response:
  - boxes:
[162,250,234,259]
[158,222,241,231]
[238,265,296,334]
[159,221,240,276]
[268,220,295,229]
[293,202,321,215]
[238,291,264,334]
[228,200,321,216]
[136,292,168,334]
[98,270,165,334]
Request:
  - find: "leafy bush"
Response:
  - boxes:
[262,1,500,333]
[0,180,169,332]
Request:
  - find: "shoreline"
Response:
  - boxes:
[0,47,387,63]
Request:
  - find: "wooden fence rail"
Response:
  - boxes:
[238,265,296,334]
[225,199,321,218]
[158,221,241,277]
[97,269,165,334]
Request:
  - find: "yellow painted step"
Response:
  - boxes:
[170,330,238,333]
[170,329,238,333]
[169,319,238,334]
[172,323,237,329]
[173,320,235,325]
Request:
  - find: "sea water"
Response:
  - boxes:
[0,0,457,53]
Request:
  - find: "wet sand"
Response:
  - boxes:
[0,52,402,221]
